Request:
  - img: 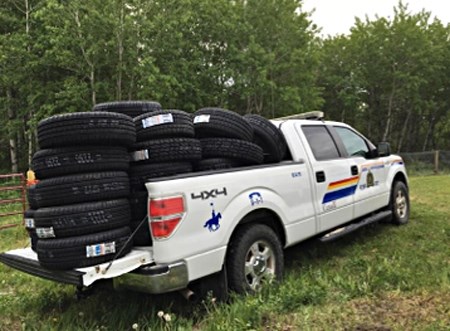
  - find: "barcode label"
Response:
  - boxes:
[36,227,55,238]
[86,242,116,258]
[142,114,174,128]
[194,115,211,123]
[130,149,149,162]
[24,218,35,229]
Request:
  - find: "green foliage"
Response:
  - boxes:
[319,2,450,152]
[2,0,450,171]
[1,0,322,172]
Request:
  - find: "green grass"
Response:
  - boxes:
[0,175,449,330]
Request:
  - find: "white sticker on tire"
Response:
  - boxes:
[86,241,116,258]
[194,115,211,123]
[142,114,174,128]
[36,227,56,238]
[130,149,149,162]
[24,218,35,229]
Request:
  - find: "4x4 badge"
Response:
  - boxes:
[191,187,227,200]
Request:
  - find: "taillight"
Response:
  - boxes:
[149,196,185,239]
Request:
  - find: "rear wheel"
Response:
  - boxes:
[390,181,410,225]
[226,224,283,293]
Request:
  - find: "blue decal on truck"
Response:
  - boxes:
[249,192,263,206]
[204,203,222,232]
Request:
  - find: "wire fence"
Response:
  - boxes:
[399,151,450,175]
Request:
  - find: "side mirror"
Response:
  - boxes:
[377,142,391,157]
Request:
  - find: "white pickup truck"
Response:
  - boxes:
[0,114,409,299]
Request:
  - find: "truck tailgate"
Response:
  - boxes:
[0,247,154,287]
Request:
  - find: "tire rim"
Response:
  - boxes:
[244,240,276,291]
[395,190,408,218]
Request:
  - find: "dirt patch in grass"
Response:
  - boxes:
[262,291,450,331]
[347,291,450,330]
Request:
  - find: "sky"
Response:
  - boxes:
[302,0,450,36]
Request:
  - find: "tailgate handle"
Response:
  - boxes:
[316,171,326,183]
[351,165,358,176]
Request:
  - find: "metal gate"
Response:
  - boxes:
[0,173,26,230]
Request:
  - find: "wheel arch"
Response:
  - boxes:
[228,208,286,248]
[393,171,408,188]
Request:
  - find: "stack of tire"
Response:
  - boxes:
[243,114,287,164]
[92,101,170,246]
[93,100,162,119]
[27,112,135,270]
[128,109,201,245]
[192,108,265,170]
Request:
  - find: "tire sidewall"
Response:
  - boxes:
[227,224,283,293]
[391,181,410,225]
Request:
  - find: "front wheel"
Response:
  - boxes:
[226,224,283,294]
[390,181,410,225]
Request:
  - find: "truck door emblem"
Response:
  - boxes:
[204,203,222,232]
[191,187,227,200]
[249,192,263,206]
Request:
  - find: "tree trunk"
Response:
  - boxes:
[90,68,96,106]
[383,77,396,141]
[116,2,124,100]
[422,113,436,152]
[7,89,19,173]
[74,9,96,106]
[396,108,411,153]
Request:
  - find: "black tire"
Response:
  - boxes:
[227,224,283,293]
[37,227,132,270]
[33,171,130,208]
[37,112,136,149]
[244,114,287,163]
[27,185,38,210]
[130,138,202,163]
[130,220,152,246]
[200,138,264,165]
[129,192,152,246]
[194,108,253,141]
[129,191,148,222]
[32,146,129,179]
[34,199,131,238]
[129,162,193,191]
[134,109,194,141]
[24,209,36,229]
[93,101,162,118]
[27,228,38,252]
[24,209,38,252]
[389,181,410,225]
[194,158,243,171]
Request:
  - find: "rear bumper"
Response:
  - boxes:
[113,261,188,294]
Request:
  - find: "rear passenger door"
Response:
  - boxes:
[298,124,357,232]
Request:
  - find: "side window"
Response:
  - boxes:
[302,125,340,161]
[334,126,369,158]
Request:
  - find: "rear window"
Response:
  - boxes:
[302,125,340,161]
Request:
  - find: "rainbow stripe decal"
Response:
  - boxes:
[361,161,385,172]
[322,176,359,203]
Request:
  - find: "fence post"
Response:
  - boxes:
[434,150,440,173]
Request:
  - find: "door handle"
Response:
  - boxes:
[351,165,358,176]
[316,171,326,183]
